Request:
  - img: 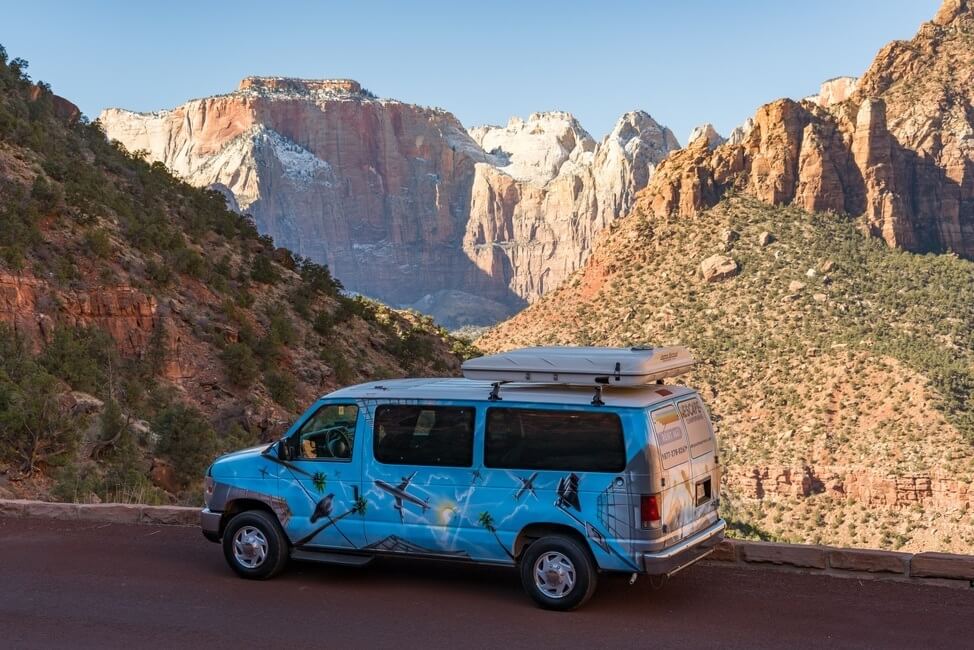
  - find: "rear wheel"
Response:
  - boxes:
[222,510,289,580]
[519,534,597,611]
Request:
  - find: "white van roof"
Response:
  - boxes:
[461,346,695,387]
[324,377,696,409]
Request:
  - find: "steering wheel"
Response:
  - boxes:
[323,426,353,459]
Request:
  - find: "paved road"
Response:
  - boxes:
[1,518,972,649]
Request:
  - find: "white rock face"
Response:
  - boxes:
[468,112,596,186]
[463,110,680,301]
[687,123,726,150]
[99,83,679,325]
[728,117,755,146]
[813,76,859,107]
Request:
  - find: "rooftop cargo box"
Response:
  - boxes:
[461,346,695,387]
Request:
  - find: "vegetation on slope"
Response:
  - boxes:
[0,46,475,504]
[481,193,974,552]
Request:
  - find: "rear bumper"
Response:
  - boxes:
[641,518,725,576]
[200,508,222,543]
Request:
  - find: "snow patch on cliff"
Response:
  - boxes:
[256,128,332,183]
[468,112,597,186]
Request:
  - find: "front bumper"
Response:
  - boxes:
[200,508,222,543]
[642,518,726,576]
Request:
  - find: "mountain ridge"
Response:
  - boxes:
[98,81,679,327]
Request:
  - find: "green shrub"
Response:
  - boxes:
[319,347,355,385]
[151,403,218,490]
[0,326,78,473]
[84,227,113,259]
[313,309,338,337]
[169,246,205,278]
[38,324,115,395]
[220,342,258,387]
[264,369,297,410]
[267,308,297,347]
[250,254,279,284]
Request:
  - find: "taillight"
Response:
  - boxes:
[640,494,661,529]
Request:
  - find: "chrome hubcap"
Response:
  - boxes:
[232,526,268,569]
[533,551,576,599]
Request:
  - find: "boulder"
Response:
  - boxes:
[788,280,806,292]
[700,255,740,283]
[149,458,179,494]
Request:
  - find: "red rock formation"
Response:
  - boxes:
[0,273,185,377]
[735,464,974,511]
[27,84,81,124]
[642,0,974,259]
[99,89,678,326]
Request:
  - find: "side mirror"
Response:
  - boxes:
[277,438,292,461]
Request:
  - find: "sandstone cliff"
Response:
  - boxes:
[644,1,974,258]
[99,82,678,326]
[463,111,679,302]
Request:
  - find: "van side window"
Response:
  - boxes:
[485,408,625,472]
[294,404,358,461]
[373,405,474,467]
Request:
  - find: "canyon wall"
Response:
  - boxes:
[644,1,974,258]
[100,80,678,326]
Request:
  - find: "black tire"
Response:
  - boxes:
[222,510,289,580]
[519,534,597,611]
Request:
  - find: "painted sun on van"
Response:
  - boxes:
[200,346,725,610]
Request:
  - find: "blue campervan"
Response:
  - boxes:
[200,346,726,610]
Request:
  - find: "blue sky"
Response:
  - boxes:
[1,0,939,143]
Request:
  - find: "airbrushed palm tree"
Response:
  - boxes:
[311,472,327,493]
[478,511,514,560]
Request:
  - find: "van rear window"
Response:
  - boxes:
[485,408,626,473]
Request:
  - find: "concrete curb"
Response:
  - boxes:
[707,539,974,589]
[0,499,197,526]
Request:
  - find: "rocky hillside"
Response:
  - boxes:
[646,0,974,259]
[0,50,472,504]
[480,196,974,553]
[99,80,678,327]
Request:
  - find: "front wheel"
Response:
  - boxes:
[222,510,289,580]
[519,535,597,611]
